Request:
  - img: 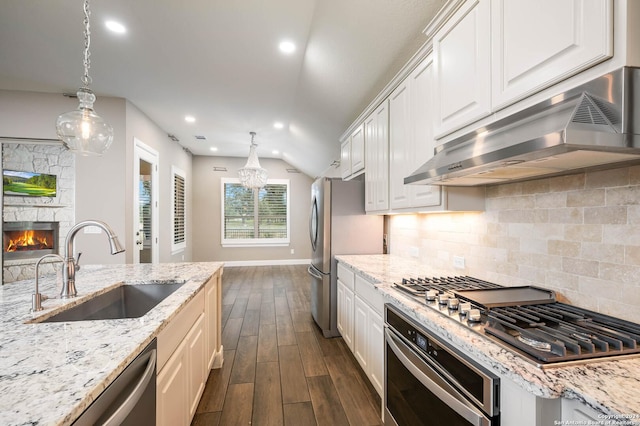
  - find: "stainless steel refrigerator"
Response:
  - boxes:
[308,177,383,338]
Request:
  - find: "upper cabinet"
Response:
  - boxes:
[390,55,442,210]
[365,101,389,213]
[491,0,613,109]
[341,124,365,180]
[433,0,491,139]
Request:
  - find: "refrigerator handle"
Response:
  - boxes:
[307,264,324,280]
[309,197,318,252]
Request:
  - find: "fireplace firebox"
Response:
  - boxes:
[3,221,59,261]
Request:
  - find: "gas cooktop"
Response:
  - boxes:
[393,276,640,368]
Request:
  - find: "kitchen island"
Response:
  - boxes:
[336,254,640,424]
[0,261,223,426]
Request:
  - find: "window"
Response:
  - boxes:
[221,178,290,246]
[171,166,186,253]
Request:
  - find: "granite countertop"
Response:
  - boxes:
[0,261,223,426]
[336,254,640,420]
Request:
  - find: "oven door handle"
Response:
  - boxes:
[385,328,488,426]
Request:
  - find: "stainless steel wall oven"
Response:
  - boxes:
[385,304,500,426]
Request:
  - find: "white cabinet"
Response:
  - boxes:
[337,278,355,351]
[389,54,441,210]
[353,275,384,397]
[157,274,223,426]
[491,0,613,109]
[337,263,355,351]
[186,313,206,419]
[341,125,365,180]
[365,100,389,213]
[157,339,189,426]
[336,262,384,397]
[433,0,491,138]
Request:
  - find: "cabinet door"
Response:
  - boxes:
[187,313,206,420]
[368,309,384,397]
[340,140,351,179]
[389,80,411,209]
[364,114,376,212]
[433,0,491,138]
[354,296,369,370]
[337,280,354,350]
[408,55,441,208]
[157,340,189,426]
[365,101,390,213]
[492,0,613,109]
[351,125,365,174]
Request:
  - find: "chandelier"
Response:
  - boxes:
[238,132,268,189]
[56,0,114,156]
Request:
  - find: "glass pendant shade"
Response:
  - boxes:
[238,132,268,189]
[56,88,114,156]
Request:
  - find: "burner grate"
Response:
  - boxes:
[485,303,640,363]
[394,276,501,297]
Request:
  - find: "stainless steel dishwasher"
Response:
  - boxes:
[73,338,157,426]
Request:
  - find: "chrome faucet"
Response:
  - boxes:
[32,253,64,311]
[60,220,125,298]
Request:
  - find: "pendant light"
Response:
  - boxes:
[56,0,114,156]
[238,132,268,189]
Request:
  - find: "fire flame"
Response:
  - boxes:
[6,230,50,252]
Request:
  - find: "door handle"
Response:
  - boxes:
[307,265,324,280]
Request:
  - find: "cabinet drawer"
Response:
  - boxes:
[355,275,383,314]
[158,290,205,372]
[337,263,355,291]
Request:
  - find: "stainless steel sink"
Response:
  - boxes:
[39,281,186,322]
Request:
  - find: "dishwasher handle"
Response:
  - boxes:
[101,348,157,426]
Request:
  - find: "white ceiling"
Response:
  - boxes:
[0,0,446,177]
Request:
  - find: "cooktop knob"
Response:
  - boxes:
[447,297,459,310]
[459,302,472,316]
[426,290,438,302]
[468,309,482,322]
[437,293,450,305]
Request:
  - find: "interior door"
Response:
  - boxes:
[133,138,159,264]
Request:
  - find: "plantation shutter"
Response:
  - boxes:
[222,179,289,244]
[258,184,287,238]
[173,173,185,244]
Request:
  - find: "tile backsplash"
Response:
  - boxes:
[389,165,640,323]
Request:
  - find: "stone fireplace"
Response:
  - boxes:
[2,142,75,283]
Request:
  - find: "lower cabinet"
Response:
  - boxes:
[337,262,384,399]
[157,338,189,426]
[156,269,223,426]
[337,278,354,351]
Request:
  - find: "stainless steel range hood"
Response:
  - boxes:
[405,67,640,186]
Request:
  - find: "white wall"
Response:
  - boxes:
[192,156,313,263]
[0,90,192,269]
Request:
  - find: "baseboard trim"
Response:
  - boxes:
[223,259,311,267]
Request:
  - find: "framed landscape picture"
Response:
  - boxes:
[2,170,57,197]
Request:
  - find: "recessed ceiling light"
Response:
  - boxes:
[185,115,196,123]
[272,150,279,155]
[273,122,284,129]
[210,147,218,152]
[105,20,126,34]
[279,40,296,54]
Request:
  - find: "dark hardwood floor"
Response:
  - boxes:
[192,265,382,426]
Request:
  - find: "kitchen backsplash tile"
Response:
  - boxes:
[389,165,640,323]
